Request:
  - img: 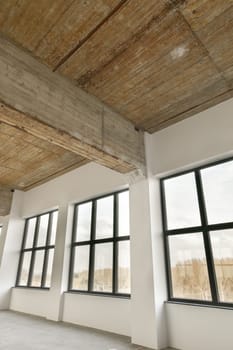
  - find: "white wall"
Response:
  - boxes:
[4,97,233,349]
[9,163,131,334]
[63,293,131,336]
[130,179,158,348]
[0,191,25,309]
[21,162,128,217]
[167,303,233,350]
[147,98,233,177]
[6,162,159,348]
[146,97,233,350]
[10,288,50,318]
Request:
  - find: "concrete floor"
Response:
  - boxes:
[0,311,173,350]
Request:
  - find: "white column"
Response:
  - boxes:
[148,176,168,349]
[0,190,25,309]
[46,203,73,321]
[129,176,168,349]
[130,178,157,348]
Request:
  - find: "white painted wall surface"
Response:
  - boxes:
[147,98,233,177]
[146,97,233,350]
[9,163,132,337]
[21,162,128,218]
[63,293,131,336]
[130,179,158,349]
[167,303,233,350]
[6,97,233,349]
[0,191,25,309]
[10,288,50,318]
[7,162,162,347]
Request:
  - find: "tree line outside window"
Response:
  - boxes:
[16,189,131,297]
[161,158,233,306]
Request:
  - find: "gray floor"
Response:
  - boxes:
[0,311,173,350]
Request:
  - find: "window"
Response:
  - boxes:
[161,158,233,307]
[16,210,58,289]
[69,189,130,296]
[0,226,2,235]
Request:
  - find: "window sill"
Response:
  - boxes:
[13,286,50,291]
[66,290,131,299]
[166,300,233,311]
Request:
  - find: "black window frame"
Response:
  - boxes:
[161,156,233,308]
[69,189,130,298]
[16,209,58,290]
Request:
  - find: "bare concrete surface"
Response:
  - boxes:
[0,311,173,350]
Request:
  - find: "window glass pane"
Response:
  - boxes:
[76,203,92,242]
[45,249,54,288]
[164,173,201,230]
[96,196,114,239]
[31,250,45,287]
[169,233,211,300]
[0,226,2,236]
[201,161,233,224]
[18,252,32,286]
[210,230,233,303]
[37,214,49,247]
[72,246,90,290]
[118,241,130,294]
[50,211,58,245]
[93,243,113,292]
[118,191,130,236]
[25,218,36,248]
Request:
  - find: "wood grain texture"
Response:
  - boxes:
[0,36,145,174]
[0,0,232,137]
[58,0,168,81]
[58,0,233,131]
[66,5,227,127]
[0,0,122,67]
[180,0,233,31]
[0,122,88,191]
[182,3,233,84]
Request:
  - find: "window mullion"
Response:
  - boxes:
[113,193,119,294]
[16,219,29,286]
[41,213,53,288]
[88,200,96,292]
[195,170,219,303]
[69,206,78,290]
[160,180,173,300]
[27,216,40,287]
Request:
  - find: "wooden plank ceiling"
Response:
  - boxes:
[0,0,232,192]
[0,123,87,191]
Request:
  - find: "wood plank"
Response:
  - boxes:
[81,10,209,124]
[192,5,233,84]
[0,36,145,174]
[77,6,227,126]
[0,0,122,68]
[142,85,233,132]
[123,57,227,125]
[180,0,233,32]
[0,123,89,190]
[22,159,89,191]
[0,0,73,54]
[0,122,66,155]
[147,90,233,133]
[36,0,122,68]
[59,0,168,81]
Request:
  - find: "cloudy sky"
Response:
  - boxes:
[164,160,233,265]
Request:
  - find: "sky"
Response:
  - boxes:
[164,160,233,264]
